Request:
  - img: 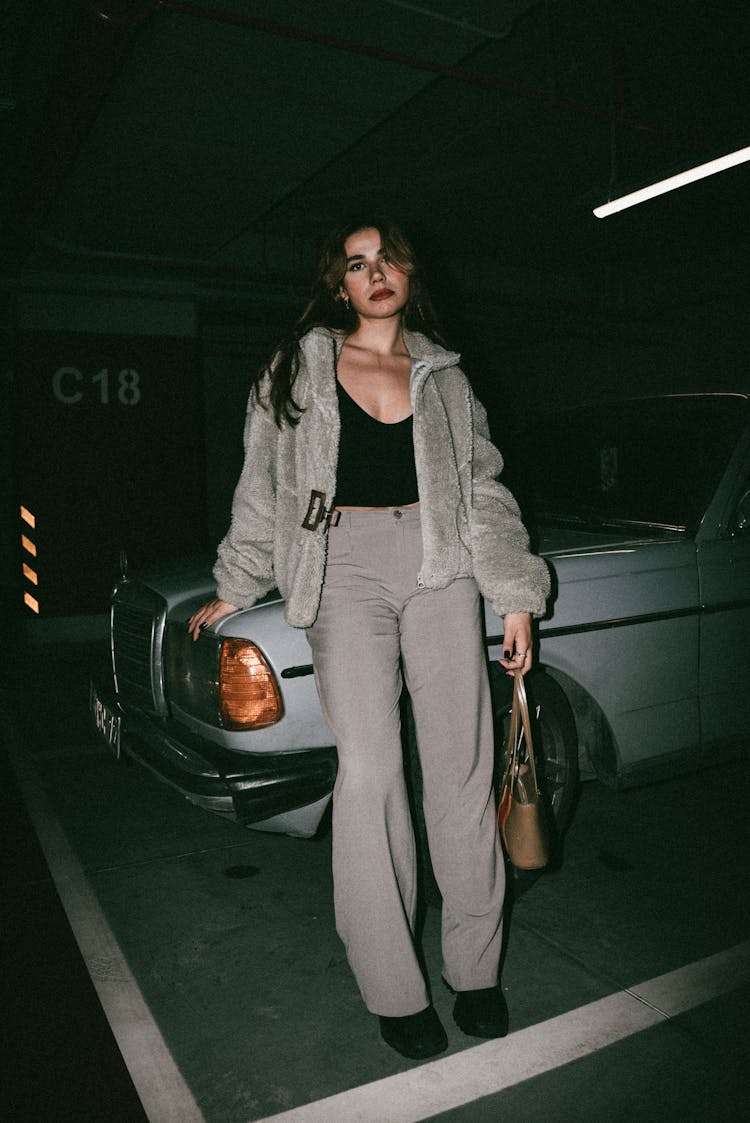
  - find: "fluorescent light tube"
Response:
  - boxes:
[593,144,750,218]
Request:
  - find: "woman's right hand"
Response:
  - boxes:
[187,598,239,642]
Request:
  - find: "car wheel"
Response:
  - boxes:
[403,666,579,907]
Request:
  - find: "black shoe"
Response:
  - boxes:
[379,1005,448,1059]
[451,986,509,1039]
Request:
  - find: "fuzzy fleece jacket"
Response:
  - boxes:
[213,326,550,628]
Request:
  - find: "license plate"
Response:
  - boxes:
[90,682,121,759]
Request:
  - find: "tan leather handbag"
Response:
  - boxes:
[498,670,549,870]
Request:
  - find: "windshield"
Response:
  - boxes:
[502,395,747,534]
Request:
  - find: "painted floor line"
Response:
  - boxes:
[6,717,206,1123]
[255,941,750,1123]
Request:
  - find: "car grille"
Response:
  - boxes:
[111,580,169,715]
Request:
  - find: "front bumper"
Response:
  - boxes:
[91,678,337,828]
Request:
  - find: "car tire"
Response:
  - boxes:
[403,666,579,907]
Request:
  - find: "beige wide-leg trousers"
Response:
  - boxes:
[306,506,505,1017]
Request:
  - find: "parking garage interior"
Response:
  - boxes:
[2,3,750,1120]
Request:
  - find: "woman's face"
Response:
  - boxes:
[339,227,410,322]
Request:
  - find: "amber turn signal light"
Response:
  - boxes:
[219,638,284,730]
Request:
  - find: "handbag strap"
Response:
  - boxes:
[503,670,541,797]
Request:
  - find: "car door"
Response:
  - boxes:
[697,420,750,751]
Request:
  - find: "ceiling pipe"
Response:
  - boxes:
[28,240,597,312]
[158,0,694,142]
[0,0,159,272]
[160,0,698,263]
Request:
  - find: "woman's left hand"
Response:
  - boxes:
[499,611,533,675]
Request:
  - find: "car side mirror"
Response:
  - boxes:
[735,488,750,533]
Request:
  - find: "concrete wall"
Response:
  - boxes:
[7,290,199,637]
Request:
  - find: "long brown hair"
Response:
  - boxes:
[253,217,447,427]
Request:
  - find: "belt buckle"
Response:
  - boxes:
[302,490,339,532]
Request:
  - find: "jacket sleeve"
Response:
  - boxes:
[468,394,550,618]
[213,389,279,608]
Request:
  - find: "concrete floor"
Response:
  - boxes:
[3,640,750,1122]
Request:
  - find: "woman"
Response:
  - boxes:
[188,218,549,1060]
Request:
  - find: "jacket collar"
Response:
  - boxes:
[298,325,460,378]
[403,328,460,372]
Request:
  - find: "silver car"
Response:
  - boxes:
[91,393,750,850]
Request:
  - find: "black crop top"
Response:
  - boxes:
[335,380,419,507]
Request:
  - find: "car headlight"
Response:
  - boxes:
[165,624,284,730]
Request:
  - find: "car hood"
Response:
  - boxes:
[133,554,283,615]
[536,522,685,557]
[135,525,692,633]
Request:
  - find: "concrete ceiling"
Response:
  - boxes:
[2,0,749,308]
